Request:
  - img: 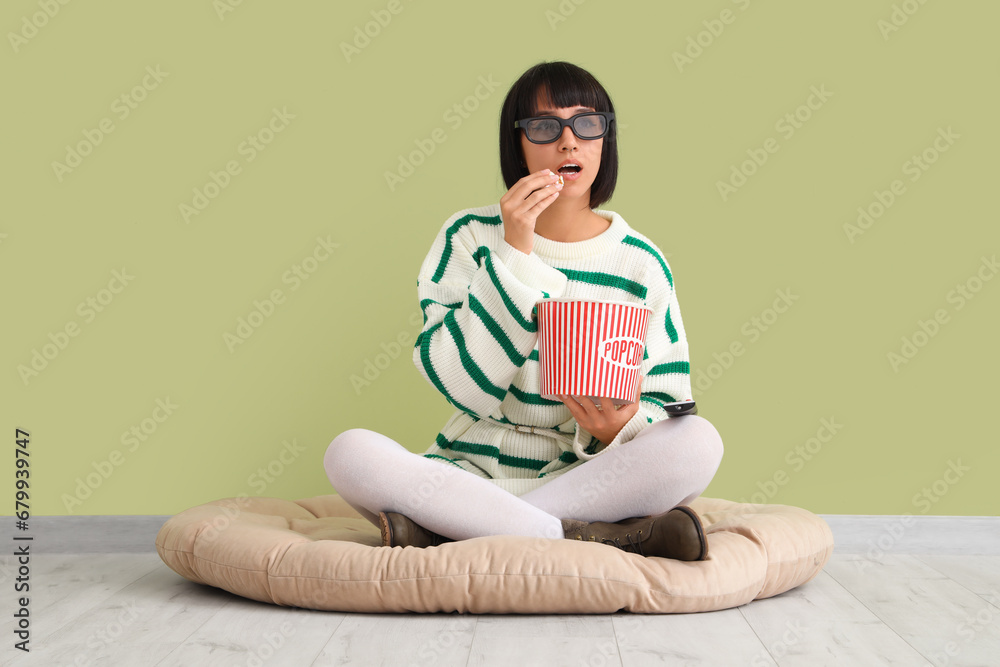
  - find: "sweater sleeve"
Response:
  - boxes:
[412,212,569,419]
[570,249,693,461]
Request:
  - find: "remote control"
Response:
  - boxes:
[662,400,697,416]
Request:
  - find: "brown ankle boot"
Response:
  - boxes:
[560,506,708,561]
[379,511,455,548]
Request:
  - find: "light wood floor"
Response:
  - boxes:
[2,549,998,666]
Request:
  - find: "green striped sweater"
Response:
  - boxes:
[412,204,692,497]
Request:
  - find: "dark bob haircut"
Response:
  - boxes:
[499,61,618,211]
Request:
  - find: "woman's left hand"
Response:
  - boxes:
[558,374,644,448]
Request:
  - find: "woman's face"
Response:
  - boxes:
[520,96,603,202]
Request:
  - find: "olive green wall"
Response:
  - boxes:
[2,0,996,516]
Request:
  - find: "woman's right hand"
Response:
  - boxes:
[499,169,563,255]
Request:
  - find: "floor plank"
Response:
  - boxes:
[820,516,1000,555]
[824,553,1000,667]
[612,607,776,666]
[2,551,998,666]
[916,555,1000,596]
[467,614,617,667]
[154,596,342,666]
[0,554,164,645]
[5,555,238,665]
[312,613,476,666]
[740,566,933,666]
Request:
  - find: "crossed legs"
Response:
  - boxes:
[323,415,723,542]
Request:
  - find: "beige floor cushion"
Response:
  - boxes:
[155,494,834,614]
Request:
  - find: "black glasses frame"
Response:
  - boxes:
[514,112,616,144]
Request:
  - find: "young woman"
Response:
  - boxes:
[324,61,724,560]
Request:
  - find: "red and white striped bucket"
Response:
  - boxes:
[536,299,651,406]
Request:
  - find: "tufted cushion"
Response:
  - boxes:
[154,494,833,614]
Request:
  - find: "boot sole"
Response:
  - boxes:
[379,511,447,548]
[378,511,393,547]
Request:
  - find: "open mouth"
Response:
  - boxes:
[557,164,582,180]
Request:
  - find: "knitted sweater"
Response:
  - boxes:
[412,203,693,497]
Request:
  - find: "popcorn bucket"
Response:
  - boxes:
[536,299,651,406]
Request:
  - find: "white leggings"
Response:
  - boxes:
[323,415,724,542]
